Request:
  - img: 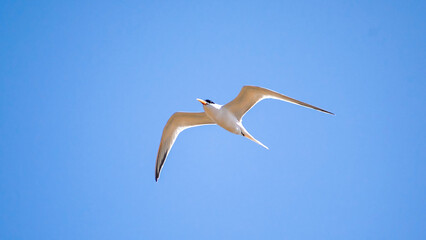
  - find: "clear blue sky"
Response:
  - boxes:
[1,1,425,239]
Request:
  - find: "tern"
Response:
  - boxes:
[155,86,333,181]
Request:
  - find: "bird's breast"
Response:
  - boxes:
[204,106,241,134]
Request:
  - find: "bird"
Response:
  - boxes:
[155,86,333,181]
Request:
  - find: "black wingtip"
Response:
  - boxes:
[321,109,335,115]
[155,151,167,183]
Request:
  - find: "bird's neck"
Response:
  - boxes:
[209,103,222,109]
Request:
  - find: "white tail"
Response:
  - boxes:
[243,130,269,149]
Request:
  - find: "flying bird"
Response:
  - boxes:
[155,86,333,181]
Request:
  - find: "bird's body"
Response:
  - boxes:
[155,86,333,181]
[204,103,241,134]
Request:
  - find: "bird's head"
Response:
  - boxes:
[196,99,215,106]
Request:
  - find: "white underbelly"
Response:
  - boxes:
[205,107,241,134]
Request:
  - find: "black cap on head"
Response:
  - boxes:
[205,99,215,104]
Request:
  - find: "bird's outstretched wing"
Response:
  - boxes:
[224,86,334,121]
[155,112,215,181]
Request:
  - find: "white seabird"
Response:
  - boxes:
[155,86,333,181]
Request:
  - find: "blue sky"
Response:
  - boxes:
[1,1,425,239]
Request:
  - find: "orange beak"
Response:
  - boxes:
[196,98,207,105]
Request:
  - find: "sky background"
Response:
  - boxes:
[1,0,425,239]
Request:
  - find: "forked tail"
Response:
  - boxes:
[242,130,269,150]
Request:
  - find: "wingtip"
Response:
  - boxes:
[155,172,159,182]
[322,109,335,115]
